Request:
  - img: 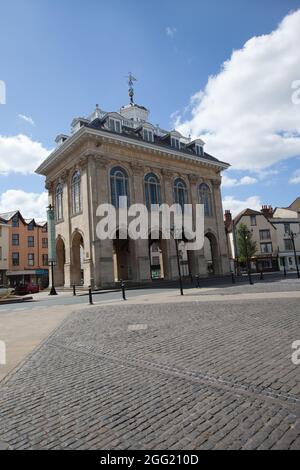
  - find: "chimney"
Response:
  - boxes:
[261,205,273,218]
[224,210,232,229]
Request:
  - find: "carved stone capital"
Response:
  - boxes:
[211,179,221,189]
[130,161,144,175]
[188,173,199,185]
[45,179,54,191]
[161,168,173,179]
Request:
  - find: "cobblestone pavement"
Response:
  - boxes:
[0,297,299,450]
[196,277,300,295]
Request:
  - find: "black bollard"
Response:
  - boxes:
[88,286,93,305]
[196,274,200,288]
[121,280,126,301]
[260,269,264,280]
[73,284,76,296]
[231,272,235,284]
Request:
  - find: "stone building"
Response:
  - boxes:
[0,211,49,287]
[36,91,230,288]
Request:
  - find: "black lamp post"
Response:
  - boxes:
[171,227,184,296]
[47,204,57,296]
[290,231,300,278]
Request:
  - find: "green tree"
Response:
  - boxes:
[236,223,257,264]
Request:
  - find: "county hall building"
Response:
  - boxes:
[36,80,230,288]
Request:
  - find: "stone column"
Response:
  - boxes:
[129,162,151,282]
[161,169,178,279]
[211,178,230,274]
[92,155,115,288]
[187,173,201,276]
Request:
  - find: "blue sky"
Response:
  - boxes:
[0,0,300,218]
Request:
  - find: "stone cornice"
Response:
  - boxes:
[36,127,230,176]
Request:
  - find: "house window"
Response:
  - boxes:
[110,166,129,208]
[260,242,273,253]
[109,118,121,133]
[42,254,48,266]
[12,234,19,246]
[144,173,161,209]
[174,178,188,211]
[284,239,293,251]
[199,183,213,217]
[12,215,19,227]
[28,253,34,266]
[55,181,63,221]
[195,145,204,157]
[42,238,48,248]
[143,128,154,142]
[171,137,180,149]
[250,215,257,226]
[27,221,34,231]
[28,236,34,247]
[284,223,291,234]
[71,170,81,215]
[12,252,19,266]
[259,229,270,241]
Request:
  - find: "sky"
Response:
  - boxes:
[0,0,300,219]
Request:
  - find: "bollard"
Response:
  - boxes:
[88,286,93,305]
[195,275,200,288]
[231,272,235,284]
[283,265,287,277]
[121,280,126,301]
[73,284,76,296]
[260,269,264,280]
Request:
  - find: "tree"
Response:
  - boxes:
[236,223,257,265]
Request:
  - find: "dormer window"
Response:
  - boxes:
[109,118,122,133]
[143,128,154,142]
[171,137,180,149]
[195,145,204,157]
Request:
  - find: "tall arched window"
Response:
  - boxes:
[199,183,213,217]
[144,173,161,209]
[174,178,188,211]
[55,181,63,221]
[110,166,129,208]
[71,170,81,215]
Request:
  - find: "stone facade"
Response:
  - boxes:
[37,104,230,288]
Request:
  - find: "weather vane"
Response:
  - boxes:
[127,72,137,105]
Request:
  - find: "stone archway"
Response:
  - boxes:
[204,232,220,275]
[113,230,134,281]
[71,231,84,285]
[148,231,168,280]
[55,237,65,286]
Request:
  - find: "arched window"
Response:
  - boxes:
[199,183,213,217]
[144,173,161,209]
[55,181,63,221]
[110,166,129,208]
[71,170,81,215]
[174,178,188,211]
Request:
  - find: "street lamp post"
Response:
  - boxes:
[171,227,184,296]
[47,204,57,296]
[290,231,300,279]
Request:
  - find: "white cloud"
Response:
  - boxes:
[222,174,257,187]
[18,114,35,126]
[0,190,48,221]
[176,10,300,170]
[166,26,177,38]
[0,134,50,174]
[289,169,300,184]
[222,195,262,217]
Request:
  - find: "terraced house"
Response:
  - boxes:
[0,211,49,287]
[36,88,230,288]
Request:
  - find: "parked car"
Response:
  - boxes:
[13,283,40,295]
